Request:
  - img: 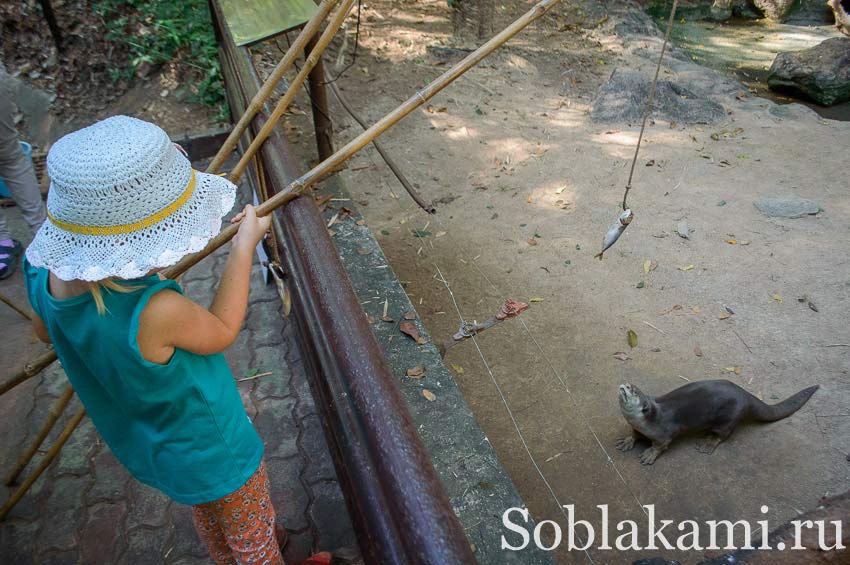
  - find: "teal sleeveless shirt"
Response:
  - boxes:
[23,259,264,505]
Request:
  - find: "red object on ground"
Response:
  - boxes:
[301,552,333,564]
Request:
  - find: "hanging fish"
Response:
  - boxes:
[595,209,634,260]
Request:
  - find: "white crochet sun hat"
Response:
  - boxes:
[26,115,236,281]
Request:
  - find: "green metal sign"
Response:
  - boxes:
[219,0,319,46]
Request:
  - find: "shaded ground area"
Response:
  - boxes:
[1,1,220,150]
[272,0,850,562]
[0,165,357,563]
[667,14,850,120]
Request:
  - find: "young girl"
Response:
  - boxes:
[23,116,282,564]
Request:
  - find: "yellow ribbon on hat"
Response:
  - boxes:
[48,170,197,236]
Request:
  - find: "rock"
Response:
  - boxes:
[767,37,850,106]
[614,10,662,38]
[753,194,821,218]
[591,69,726,124]
[752,0,799,21]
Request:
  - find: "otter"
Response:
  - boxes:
[616,380,819,465]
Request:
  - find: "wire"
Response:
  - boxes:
[434,265,594,563]
[323,0,362,85]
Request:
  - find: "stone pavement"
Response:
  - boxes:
[0,177,357,563]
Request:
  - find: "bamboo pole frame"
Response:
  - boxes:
[165,0,561,279]
[206,0,339,174]
[227,0,356,183]
[4,385,75,485]
[0,292,32,320]
[0,349,57,397]
[0,406,86,521]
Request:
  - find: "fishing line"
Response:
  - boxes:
[424,190,649,518]
[622,0,679,211]
[435,264,594,563]
[468,259,650,519]
[334,122,592,557]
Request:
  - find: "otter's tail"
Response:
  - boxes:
[750,385,819,422]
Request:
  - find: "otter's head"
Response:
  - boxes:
[618,383,654,420]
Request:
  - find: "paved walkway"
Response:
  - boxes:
[0,176,357,563]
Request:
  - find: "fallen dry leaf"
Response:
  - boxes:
[719,312,732,320]
[772,293,783,304]
[403,311,416,320]
[527,238,538,246]
[724,366,742,375]
[529,297,544,303]
[400,322,421,342]
[406,365,426,379]
[382,315,395,323]
[530,146,547,157]
[694,345,703,357]
[526,194,533,204]
[450,363,464,374]
[627,330,638,349]
[435,231,447,238]
[643,259,658,273]
[692,306,701,314]
[422,389,437,401]
[555,186,567,194]
[613,352,631,361]
[726,239,737,245]
[678,265,695,271]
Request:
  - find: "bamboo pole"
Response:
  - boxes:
[206,0,339,174]
[0,406,86,521]
[0,349,57,397]
[0,292,32,320]
[227,0,356,183]
[165,0,561,279]
[324,68,435,214]
[4,385,75,485]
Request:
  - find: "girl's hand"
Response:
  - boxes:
[231,204,271,247]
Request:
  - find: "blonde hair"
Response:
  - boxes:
[88,279,142,315]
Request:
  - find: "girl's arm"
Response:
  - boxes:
[32,313,51,343]
[137,205,271,363]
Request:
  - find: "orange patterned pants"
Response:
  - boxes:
[192,461,284,565]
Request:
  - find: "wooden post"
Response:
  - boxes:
[306,36,334,161]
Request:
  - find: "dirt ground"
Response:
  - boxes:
[272,1,850,562]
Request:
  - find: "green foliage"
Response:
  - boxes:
[94,0,227,119]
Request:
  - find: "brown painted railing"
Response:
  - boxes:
[210,1,475,562]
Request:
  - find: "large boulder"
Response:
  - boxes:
[591,69,726,124]
[751,0,799,21]
[767,37,850,106]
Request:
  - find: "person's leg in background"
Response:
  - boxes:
[192,461,284,565]
[0,61,47,279]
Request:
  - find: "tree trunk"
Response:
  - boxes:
[828,0,850,37]
[451,0,495,41]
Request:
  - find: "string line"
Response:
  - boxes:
[622,0,679,210]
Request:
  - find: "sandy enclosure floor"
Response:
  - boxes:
[257,1,850,562]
